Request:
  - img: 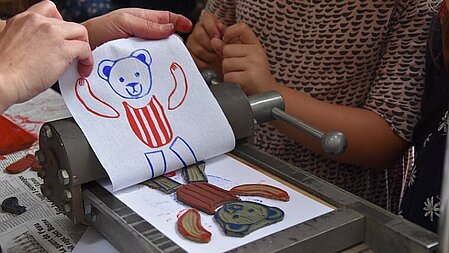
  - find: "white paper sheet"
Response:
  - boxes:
[59,36,235,191]
[73,227,119,253]
[101,155,334,253]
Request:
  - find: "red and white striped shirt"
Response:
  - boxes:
[123,96,173,148]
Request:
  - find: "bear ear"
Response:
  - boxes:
[98,60,115,81]
[130,49,152,66]
[267,207,284,220]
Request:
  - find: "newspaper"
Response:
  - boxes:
[0,90,86,253]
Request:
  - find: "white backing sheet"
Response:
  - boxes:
[101,155,334,253]
[59,36,235,191]
[73,227,119,253]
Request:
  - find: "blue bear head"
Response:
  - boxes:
[98,49,152,99]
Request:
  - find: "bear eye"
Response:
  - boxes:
[135,72,140,77]
[119,77,125,82]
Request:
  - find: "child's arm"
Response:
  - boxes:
[221,23,408,169]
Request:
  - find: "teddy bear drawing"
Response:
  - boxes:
[75,48,197,177]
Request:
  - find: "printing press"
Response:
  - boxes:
[36,71,440,253]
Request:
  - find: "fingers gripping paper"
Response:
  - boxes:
[59,36,235,191]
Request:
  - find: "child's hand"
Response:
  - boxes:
[222,23,278,95]
[186,11,225,73]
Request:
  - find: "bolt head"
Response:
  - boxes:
[201,69,218,85]
[63,190,72,201]
[35,150,45,164]
[63,203,71,213]
[42,125,52,139]
[58,170,70,185]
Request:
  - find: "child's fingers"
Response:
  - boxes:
[187,36,219,62]
[222,57,247,73]
[222,44,255,58]
[210,37,224,57]
[190,24,216,52]
[191,54,210,70]
[223,71,247,87]
[217,21,226,36]
[223,23,259,45]
[201,11,223,39]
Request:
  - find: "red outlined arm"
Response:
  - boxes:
[75,78,120,118]
[168,62,188,110]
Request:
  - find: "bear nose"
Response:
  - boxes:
[126,82,139,88]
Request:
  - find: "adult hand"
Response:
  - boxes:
[222,23,279,95]
[83,8,193,49]
[186,11,225,74]
[0,1,93,113]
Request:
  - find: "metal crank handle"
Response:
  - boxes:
[271,107,347,155]
[248,91,347,156]
[200,69,348,155]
